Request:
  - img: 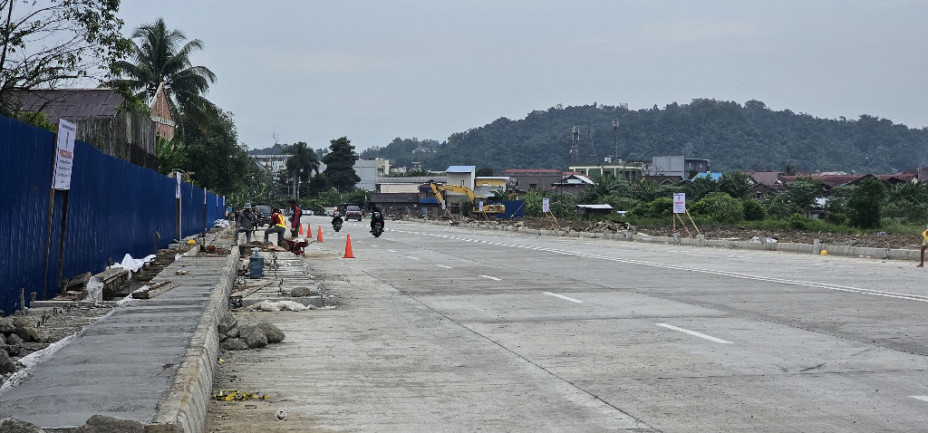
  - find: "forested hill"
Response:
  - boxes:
[361,99,928,173]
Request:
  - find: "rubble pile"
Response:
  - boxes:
[217,314,285,351]
[0,315,49,383]
[0,414,145,432]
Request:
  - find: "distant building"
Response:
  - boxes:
[568,161,642,183]
[446,165,476,190]
[356,158,391,191]
[553,174,595,195]
[643,156,710,179]
[473,176,509,199]
[500,168,562,191]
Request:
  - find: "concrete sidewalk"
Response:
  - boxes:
[0,246,238,432]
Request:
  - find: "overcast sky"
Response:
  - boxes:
[118,0,928,152]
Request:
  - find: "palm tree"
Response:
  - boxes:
[110,18,217,130]
[285,141,320,198]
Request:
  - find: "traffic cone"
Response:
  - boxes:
[298,224,304,235]
[344,234,354,258]
[307,223,312,234]
[317,226,323,243]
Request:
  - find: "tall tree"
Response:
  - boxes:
[180,110,254,196]
[110,18,217,131]
[322,136,360,193]
[847,176,886,229]
[284,141,319,198]
[0,0,129,115]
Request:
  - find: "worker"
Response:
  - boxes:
[288,199,303,237]
[919,224,928,267]
[265,208,287,246]
[235,205,257,245]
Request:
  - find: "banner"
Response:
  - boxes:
[542,198,550,213]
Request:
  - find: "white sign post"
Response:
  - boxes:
[673,193,686,214]
[478,200,484,212]
[52,120,77,190]
[542,198,550,213]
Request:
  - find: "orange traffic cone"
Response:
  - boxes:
[298,224,304,235]
[344,234,354,258]
[317,226,323,243]
[307,223,312,234]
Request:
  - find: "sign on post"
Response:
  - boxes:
[673,193,686,214]
[175,172,182,198]
[542,198,550,213]
[52,120,77,190]
[478,200,484,212]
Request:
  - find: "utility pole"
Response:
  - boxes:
[613,120,619,161]
[571,126,580,162]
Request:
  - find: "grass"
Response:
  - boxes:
[622,214,926,235]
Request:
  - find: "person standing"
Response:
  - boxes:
[289,199,303,237]
[235,205,257,244]
[265,208,287,246]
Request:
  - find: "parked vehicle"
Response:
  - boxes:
[253,204,273,227]
[344,205,363,221]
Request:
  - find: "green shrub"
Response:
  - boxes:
[742,199,766,221]
[689,192,744,223]
[824,212,846,225]
[789,213,806,230]
[631,197,673,218]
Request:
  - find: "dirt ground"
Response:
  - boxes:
[513,218,921,250]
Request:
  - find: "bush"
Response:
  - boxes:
[824,212,846,225]
[631,197,673,218]
[689,192,744,223]
[764,195,800,219]
[789,213,806,230]
[742,199,766,221]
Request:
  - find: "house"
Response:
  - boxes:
[500,168,562,191]
[356,158,391,191]
[553,174,595,195]
[473,176,510,199]
[446,165,476,190]
[14,88,159,170]
[149,82,175,141]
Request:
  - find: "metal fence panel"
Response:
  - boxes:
[0,116,221,315]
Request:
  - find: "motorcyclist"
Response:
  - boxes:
[331,209,343,226]
[369,206,385,233]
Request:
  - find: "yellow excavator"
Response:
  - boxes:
[427,181,505,220]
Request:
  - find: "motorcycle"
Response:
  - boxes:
[371,221,383,238]
[332,215,343,232]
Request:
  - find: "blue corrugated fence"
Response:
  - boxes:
[0,116,223,315]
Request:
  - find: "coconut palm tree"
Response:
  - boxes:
[285,141,321,198]
[110,18,217,131]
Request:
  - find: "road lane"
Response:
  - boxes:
[214,217,928,432]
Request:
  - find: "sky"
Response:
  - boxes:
[117,0,928,153]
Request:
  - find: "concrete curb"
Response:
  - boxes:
[150,246,239,433]
[424,219,919,262]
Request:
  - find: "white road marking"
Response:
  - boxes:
[657,323,732,344]
[371,244,379,248]
[387,249,397,253]
[436,264,453,269]
[479,275,502,281]
[543,292,583,304]
[407,256,421,261]
[911,396,928,403]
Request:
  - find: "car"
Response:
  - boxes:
[253,204,273,227]
[344,205,363,221]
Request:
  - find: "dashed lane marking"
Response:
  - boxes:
[479,275,502,281]
[657,323,732,344]
[543,292,583,304]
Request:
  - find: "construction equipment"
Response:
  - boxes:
[427,181,505,220]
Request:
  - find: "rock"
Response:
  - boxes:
[0,417,46,432]
[290,286,312,297]
[14,326,40,343]
[239,325,268,348]
[220,338,249,351]
[256,322,285,344]
[6,333,24,345]
[0,317,14,334]
[0,350,16,374]
[73,414,145,433]
[217,315,238,335]
[0,333,5,345]
[11,316,28,328]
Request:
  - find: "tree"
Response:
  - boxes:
[179,110,254,196]
[322,136,360,192]
[110,18,217,131]
[284,141,319,198]
[476,167,494,176]
[0,0,129,115]
[847,176,886,229]
[784,178,822,216]
[718,172,752,200]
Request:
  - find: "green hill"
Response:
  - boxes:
[361,99,928,173]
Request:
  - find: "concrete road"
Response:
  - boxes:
[208,217,928,432]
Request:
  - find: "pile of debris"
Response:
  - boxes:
[0,315,49,381]
[217,314,285,351]
[1,414,146,432]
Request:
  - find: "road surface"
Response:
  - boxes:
[207,217,928,432]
